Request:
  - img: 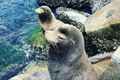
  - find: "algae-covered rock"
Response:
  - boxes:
[26,26,48,61]
[27,26,47,48]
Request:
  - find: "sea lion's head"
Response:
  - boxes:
[45,24,84,49]
[46,25,85,64]
[35,6,54,24]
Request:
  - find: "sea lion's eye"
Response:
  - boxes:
[42,29,45,34]
[59,28,68,35]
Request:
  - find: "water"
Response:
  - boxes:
[0,0,42,79]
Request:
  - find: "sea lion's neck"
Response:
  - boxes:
[48,42,91,68]
[41,19,64,31]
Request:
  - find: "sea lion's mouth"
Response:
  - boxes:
[45,29,67,44]
[49,37,67,47]
[55,38,75,49]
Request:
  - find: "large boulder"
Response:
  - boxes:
[56,7,87,32]
[84,0,120,56]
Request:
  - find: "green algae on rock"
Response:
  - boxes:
[27,26,48,48]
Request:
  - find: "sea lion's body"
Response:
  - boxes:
[35,6,97,80]
[47,25,97,80]
[46,22,120,80]
[35,6,120,80]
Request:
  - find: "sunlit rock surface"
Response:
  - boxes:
[84,0,120,56]
[85,0,120,32]
[112,46,120,64]
[10,61,51,80]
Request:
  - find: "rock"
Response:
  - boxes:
[10,61,51,80]
[56,7,88,24]
[38,0,111,14]
[90,0,111,13]
[112,46,120,64]
[85,0,120,32]
[84,0,120,56]
[98,63,120,80]
[38,0,89,11]
[56,7,87,32]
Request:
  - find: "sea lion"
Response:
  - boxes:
[47,25,97,80]
[35,6,120,80]
[35,6,97,80]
